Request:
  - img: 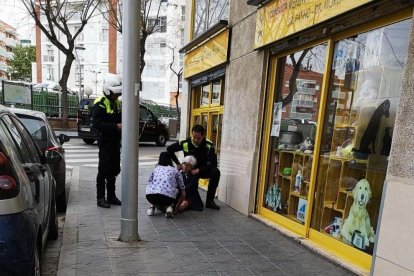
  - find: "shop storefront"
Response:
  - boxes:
[254,0,413,271]
[180,20,229,187]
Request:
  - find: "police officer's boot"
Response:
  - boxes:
[97,198,110,208]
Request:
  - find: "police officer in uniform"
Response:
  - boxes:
[167,124,220,210]
[92,74,122,208]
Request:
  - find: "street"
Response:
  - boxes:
[40,138,171,276]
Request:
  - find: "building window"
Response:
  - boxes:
[181,5,186,21]
[101,25,109,42]
[193,0,229,38]
[74,25,84,42]
[148,16,167,33]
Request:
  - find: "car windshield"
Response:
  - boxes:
[18,116,49,149]
[79,98,95,109]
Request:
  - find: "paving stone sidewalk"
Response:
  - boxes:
[57,165,356,276]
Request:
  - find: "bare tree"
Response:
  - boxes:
[100,0,165,75]
[282,49,310,107]
[168,47,182,123]
[21,0,100,128]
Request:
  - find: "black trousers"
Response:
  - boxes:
[97,141,121,200]
[198,167,220,202]
[146,194,175,207]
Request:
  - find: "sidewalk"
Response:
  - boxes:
[57,165,356,276]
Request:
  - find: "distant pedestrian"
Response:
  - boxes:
[175,155,204,213]
[92,74,122,208]
[167,124,221,210]
[146,152,186,218]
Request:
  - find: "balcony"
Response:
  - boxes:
[5,51,14,60]
[0,32,5,42]
[297,87,316,95]
[0,48,7,58]
[0,63,8,72]
[5,37,17,48]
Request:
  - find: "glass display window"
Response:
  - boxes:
[310,19,411,255]
[211,80,221,105]
[262,44,327,224]
[201,84,210,106]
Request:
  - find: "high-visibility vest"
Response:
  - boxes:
[182,139,212,153]
[94,96,121,114]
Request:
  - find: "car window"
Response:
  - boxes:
[140,108,152,121]
[1,115,32,163]
[12,117,42,164]
[17,116,49,149]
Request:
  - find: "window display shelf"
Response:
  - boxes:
[290,191,307,199]
[329,155,368,164]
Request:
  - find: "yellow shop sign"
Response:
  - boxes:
[184,30,229,79]
[254,0,373,48]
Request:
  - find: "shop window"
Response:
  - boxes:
[193,86,202,108]
[263,44,327,223]
[211,80,221,105]
[201,84,210,106]
[310,19,410,255]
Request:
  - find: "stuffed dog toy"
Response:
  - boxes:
[340,179,375,248]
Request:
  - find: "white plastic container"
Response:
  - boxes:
[294,170,302,192]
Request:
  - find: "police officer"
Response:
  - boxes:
[92,74,122,208]
[167,124,220,210]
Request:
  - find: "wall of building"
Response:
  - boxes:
[218,3,264,215]
[372,12,414,275]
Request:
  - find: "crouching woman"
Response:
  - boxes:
[146,152,186,218]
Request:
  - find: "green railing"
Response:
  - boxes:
[0,82,79,118]
[141,99,180,119]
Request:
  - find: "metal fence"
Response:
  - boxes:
[0,80,79,118]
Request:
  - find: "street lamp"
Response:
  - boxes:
[90,70,101,94]
[74,46,86,100]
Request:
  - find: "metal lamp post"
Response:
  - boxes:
[74,46,86,100]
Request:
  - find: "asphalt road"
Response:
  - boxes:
[40,138,173,275]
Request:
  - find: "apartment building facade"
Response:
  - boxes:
[35,0,186,105]
[0,20,18,79]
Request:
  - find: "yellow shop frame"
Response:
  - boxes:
[256,9,412,272]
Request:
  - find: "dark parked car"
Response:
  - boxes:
[0,107,58,275]
[9,107,70,211]
[77,98,169,146]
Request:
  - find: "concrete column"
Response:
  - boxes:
[371,13,414,275]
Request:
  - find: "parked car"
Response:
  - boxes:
[77,98,170,146]
[0,107,59,275]
[8,107,70,211]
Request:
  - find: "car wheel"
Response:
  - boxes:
[48,197,58,240]
[56,189,67,212]
[83,138,96,145]
[31,243,41,276]
[155,133,167,146]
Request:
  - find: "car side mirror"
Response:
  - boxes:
[45,150,63,164]
[58,134,70,145]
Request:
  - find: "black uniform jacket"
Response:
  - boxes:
[167,137,218,175]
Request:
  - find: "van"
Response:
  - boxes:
[77,98,170,146]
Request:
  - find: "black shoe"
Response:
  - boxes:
[97,198,110,208]
[108,196,122,206]
[206,200,220,210]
